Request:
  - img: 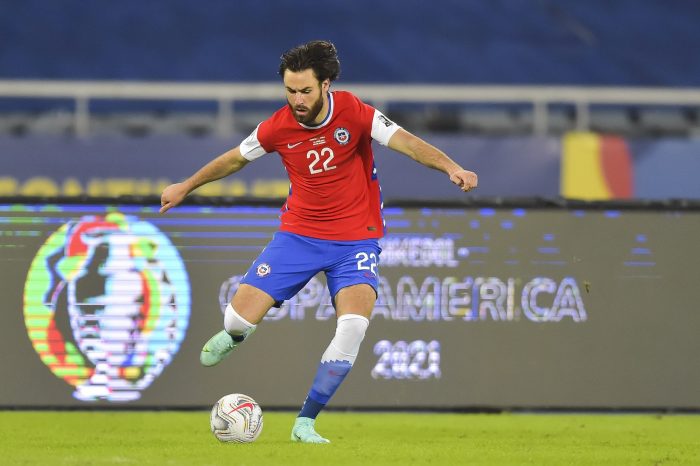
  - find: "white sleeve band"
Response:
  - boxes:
[239,124,268,161]
[371,109,402,146]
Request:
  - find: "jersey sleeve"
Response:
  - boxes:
[239,124,268,161]
[370,109,402,146]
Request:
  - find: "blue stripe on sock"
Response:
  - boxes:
[298,396,325,419]
[298,360,353,418]
[310,360,352,403]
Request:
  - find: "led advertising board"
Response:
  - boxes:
[1,203,697,408]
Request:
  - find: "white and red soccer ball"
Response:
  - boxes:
[210,393,264,443]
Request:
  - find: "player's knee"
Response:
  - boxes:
[224,304,256,338]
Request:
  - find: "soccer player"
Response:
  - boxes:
[160,40,477,443]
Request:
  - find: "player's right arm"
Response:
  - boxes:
[160,146,249,214]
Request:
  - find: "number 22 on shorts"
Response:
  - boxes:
[356,252,377,275]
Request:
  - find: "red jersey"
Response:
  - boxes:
[239,91,401,241]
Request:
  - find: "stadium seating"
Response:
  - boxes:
[2,0,698,86]
[0,1,698,137]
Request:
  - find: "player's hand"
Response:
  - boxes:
[160,183,189,214]
[449,169,478,192]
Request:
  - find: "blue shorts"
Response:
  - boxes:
[240,231,381,308]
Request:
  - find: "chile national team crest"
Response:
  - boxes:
[333,127,350,145]
[256,263,271,277]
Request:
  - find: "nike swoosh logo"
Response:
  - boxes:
[226,402,255,415]
[287,142,303,148]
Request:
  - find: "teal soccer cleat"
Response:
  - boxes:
[200,330,238,367]
[290,417,330,444]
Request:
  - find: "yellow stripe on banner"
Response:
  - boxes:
[561,132,612,200]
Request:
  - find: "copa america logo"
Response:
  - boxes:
[23,212,191,402]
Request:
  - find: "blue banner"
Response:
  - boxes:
[629,139,700,199]
[0,134,561,201]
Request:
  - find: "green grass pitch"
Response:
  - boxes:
[1,411,698,465]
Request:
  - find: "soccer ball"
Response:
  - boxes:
[210,393,264,443]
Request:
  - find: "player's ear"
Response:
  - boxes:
[321,79,330,92]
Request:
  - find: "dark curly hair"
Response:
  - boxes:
[278,40,341,83]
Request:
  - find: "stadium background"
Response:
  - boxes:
[1,0,699,411]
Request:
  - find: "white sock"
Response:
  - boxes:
[320,314,369,364]
[298,314,370,418]
[224,304,256,341]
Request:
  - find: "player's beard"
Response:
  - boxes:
[289,92,325,125]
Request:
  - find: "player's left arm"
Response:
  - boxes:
[387,128,478,192]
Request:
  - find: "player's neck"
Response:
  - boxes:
[309,92,331,127]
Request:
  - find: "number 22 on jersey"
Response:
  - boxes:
[307,148,336,174]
